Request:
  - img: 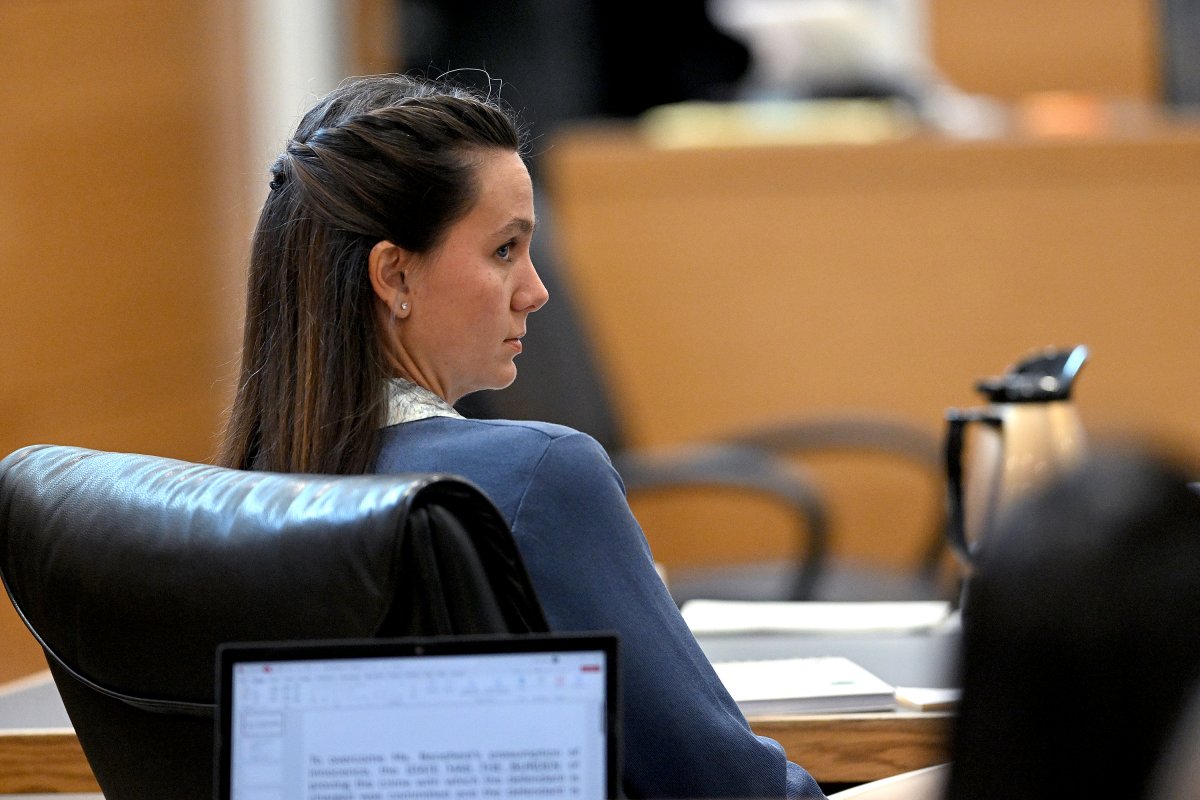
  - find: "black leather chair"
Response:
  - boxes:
[0,444,549,800]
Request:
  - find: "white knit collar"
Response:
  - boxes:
[383,378,463,426]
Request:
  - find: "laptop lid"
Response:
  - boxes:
[215,632,619,800]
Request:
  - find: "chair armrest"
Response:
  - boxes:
[721,416,948,579]
[722,415,941,465]
[612,444,829,600]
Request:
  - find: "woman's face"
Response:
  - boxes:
[395,149,548,404]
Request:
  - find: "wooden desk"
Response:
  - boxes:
[752,711,951,784]
[1,623,959,791]
[0,716,948,793]
[0,729,99,795]
[700,623,959,782]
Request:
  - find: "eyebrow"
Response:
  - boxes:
[494,217,535,238]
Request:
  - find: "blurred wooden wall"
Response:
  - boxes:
[929,0,1162,101]
[540,0,1182,583]
[546,125,1200,578]
[0,0,248,684]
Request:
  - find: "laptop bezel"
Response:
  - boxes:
[215,631,620,800]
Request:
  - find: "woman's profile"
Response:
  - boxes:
[220,72,825,799]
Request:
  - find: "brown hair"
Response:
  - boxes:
[219,73,525,474]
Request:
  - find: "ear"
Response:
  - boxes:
[368,240,416,318]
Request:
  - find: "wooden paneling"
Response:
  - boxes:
[929,0,1162,101]
[544,123,1200,573]
[0,0,248,684]
[345,0,401,76]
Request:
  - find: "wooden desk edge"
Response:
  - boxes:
[749,711,954,784]
[0,669,54,698]
[0,728,101,794]
[0,712,952,792]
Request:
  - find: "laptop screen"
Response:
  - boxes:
[215,633,619,800]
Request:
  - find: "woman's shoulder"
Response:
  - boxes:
[379,416,611,467]
[463,417,589,442]
[466,419,616,471]
[376,417,620,516]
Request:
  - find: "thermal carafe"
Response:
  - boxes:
[944,345,1089,567]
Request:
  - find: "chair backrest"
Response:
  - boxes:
[0,444,548,800]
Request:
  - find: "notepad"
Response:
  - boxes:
[711,655,896,715]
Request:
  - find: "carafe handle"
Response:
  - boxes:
[945,408,1002,566]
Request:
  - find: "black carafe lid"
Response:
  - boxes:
[975,344,1089,402]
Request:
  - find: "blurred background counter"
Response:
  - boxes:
[541,116,1200,576]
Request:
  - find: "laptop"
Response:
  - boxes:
[215,632,620,800]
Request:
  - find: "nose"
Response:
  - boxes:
[515,257,550,313]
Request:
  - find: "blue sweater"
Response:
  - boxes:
[376,416,826,799]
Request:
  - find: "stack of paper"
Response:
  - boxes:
[711,656,897,715]
[893,686,961,711]
[682,600,954,635]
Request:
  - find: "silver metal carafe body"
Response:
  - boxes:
[945,345,1089,567]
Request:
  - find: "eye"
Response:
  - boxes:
[496,241,514,261]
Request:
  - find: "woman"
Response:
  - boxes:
[221,72,825,800]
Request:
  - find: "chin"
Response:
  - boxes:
[478,367,518,393]
[501,360,520,386]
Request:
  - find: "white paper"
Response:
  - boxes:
[711,656,896,714]
[681,599,954,635]
[893,686,961,711]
